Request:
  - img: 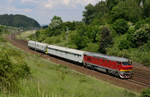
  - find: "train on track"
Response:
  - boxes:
[28,40,133,79]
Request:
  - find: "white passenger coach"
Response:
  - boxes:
[28,40,85,63]
[28,40,47,52]
[47,45,85,63]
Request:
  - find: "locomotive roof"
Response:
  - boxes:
[48,45,85,55]
[84,52,129,62]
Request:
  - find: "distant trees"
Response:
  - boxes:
[0,14,40,28]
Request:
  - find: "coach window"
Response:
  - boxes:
[75,54,78,57]
[77,54,80,57]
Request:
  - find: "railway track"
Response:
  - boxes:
[128,79,150,88]
[6,32,150,92]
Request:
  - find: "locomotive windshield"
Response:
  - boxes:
[122,62,131,65]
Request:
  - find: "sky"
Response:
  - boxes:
[0,0,101,25]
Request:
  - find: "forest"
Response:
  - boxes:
[30,0,150,66]
[0,14,40,28]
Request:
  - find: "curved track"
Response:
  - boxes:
[6,32,150,92]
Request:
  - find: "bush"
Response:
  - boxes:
[83,43,99,52]
[135,20,145,30]
[0,46,30,91]
[130,24,150,47]
[140,88,150,97]
[118,40,131,50]
[112,19,129,34]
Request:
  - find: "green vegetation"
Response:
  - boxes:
[0,26,137,97]
[0,14,40,28]
[0,25,10,35]
[0,42,137,97]
[29,0,150,67]
[0,44,30,92]
[0,26,30,92]
[17,30,36,40]
[140,88,150,97]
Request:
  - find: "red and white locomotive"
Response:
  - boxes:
[28,40,133,79]
[83,52,132,78]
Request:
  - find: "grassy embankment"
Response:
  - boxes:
[0,33,138,97]
[17,30,36,40]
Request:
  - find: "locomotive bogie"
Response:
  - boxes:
[119,71,132,79]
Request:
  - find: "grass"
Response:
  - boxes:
[17,30,36,40]
[0,40,138,97]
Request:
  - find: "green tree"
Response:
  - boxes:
[111,0,142,22]
[83,1,109,25]
[70,24,100,49]
[99,27,113,53]
[106,0,120,10]
[49,16,63,29]
[118,39,131,50]
[112,19,129,34]
[130,24,150,47]
[83,4,95,24]
[143,0,150,17]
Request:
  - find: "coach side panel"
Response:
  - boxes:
[28,41,36,49]
[47,47,83,63]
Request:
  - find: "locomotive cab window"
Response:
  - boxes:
[122,62,131,65]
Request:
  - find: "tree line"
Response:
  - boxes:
[30,0,150,66]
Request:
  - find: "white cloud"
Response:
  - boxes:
[63,0,70,5]
[43,0,101,9]
[8,0,14,3]
[24,9,32,12]
[21,0,36,3]
[0,0,102,24]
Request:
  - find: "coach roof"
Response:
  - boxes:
[84,52,129,62]
[48,45,85,55]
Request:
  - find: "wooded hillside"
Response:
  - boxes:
[0,14,40,28]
